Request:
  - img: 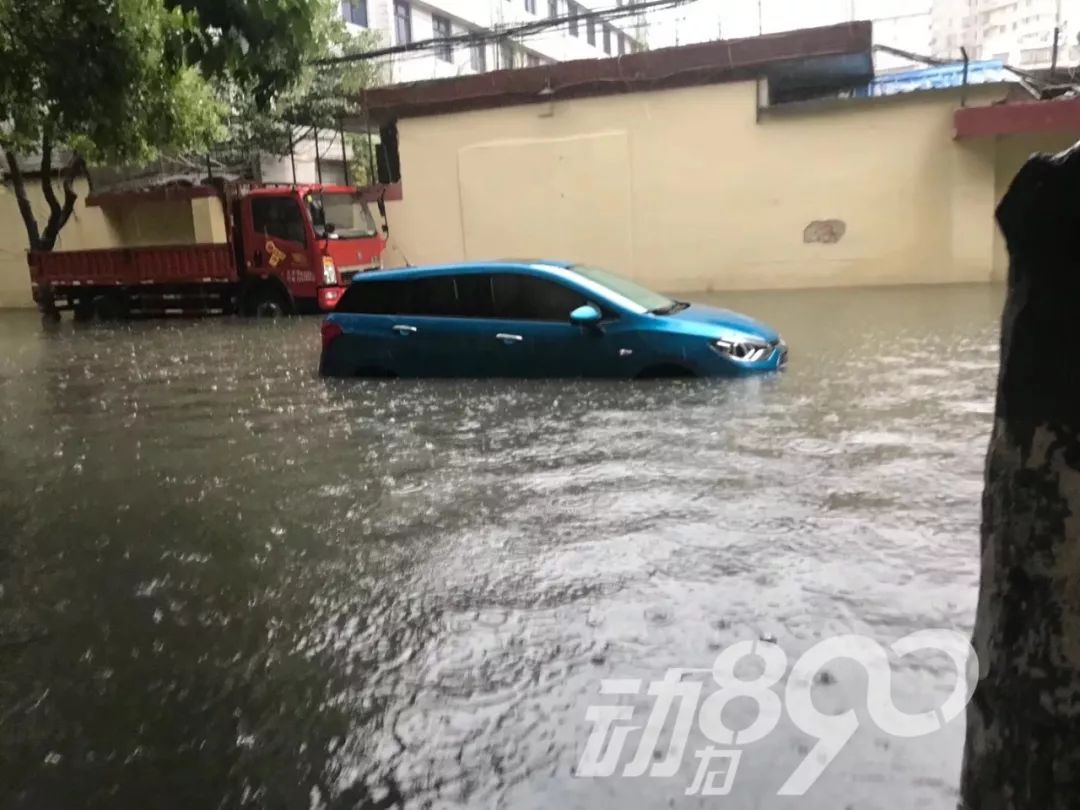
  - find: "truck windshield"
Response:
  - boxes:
[308,193,378,239]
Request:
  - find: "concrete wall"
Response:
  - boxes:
[382,81,1014,292]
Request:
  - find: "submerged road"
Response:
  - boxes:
[0,285,1001,808]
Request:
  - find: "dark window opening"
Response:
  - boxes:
[500,39,516,68]
[394,0,412,44]
[618,32,626,55]
[602,24,611,54]
[586,17,596,45]
[548,0,558,18]
[341,0,368,26]
[432,15,452,61]
[376,121,401,185]
[251,197,308,245]
[525,0,536,13]
[471,42,486,71]
[568,2,579,36]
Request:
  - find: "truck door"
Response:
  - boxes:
[245,194,318,302]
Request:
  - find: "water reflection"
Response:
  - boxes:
[0,285,1002,808]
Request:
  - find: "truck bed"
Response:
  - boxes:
[30,244,238,287]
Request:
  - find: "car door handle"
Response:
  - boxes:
[495,333,523,343]
[392,324,417,335]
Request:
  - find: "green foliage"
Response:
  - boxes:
[217,1,383,160]
[0,0,224,163]
[0,0,379,252]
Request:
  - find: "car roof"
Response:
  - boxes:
[350,260,576,283]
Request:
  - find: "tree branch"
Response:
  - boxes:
[3,150,42,251]
[40,152,85,251]
[39,134,63,232]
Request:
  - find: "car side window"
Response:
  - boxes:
[490,274,588,321]
[451,274,495,318]
[334,277,457,315]
[251,197,307,245]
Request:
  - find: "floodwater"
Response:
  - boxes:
[0,285,1003,810]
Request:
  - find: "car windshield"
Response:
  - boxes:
[569,265,679,313]
[308,193,378,239]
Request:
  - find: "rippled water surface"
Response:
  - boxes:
[0,285,1003,809]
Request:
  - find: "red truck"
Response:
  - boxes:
[28,182,388,319]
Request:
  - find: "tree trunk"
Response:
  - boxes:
[3,149,43,252]
[3,139,84,253]
[962,142,1080,808]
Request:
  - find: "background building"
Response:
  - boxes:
[358,21,1077,294]
[342,0,648,84]
[930,0,1080,68]
[649,0,934,72]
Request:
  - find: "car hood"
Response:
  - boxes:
[666,303,780,342]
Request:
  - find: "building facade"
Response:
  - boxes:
[342,0,647,84]
[359,22,1076,293]
[930,0,1080,68]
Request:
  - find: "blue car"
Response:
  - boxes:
[319,261,787,379]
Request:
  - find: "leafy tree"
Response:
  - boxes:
[215,7,382,176]
[0,0,223,251]
[0,0,378,254]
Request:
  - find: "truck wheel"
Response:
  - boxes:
[243,286,291,318]
[89,294,127,321]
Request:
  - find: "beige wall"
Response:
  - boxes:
[0,184,228,309]
[382,82,1021,292]
[0,179,122,308]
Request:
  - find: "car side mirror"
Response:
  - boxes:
[570,304,602,327]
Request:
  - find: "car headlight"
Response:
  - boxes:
[712,337,775,362]
[322,256,338,286]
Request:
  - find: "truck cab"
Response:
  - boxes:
[239,184,386,314]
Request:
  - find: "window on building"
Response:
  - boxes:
[490,274,588,321]
[394,0,412,44]
[602,24,612,54]
[587,17,596,45]
[471,42,487,72]
[568,2,579,36]
[500,39,516,68]
[525,0,536,13]
[376,122,401,185]
[1020,46,1052,64]
[341,0,367,26]
[251,198,307,246]
[432,15,452,61]
[548,0,559,18]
